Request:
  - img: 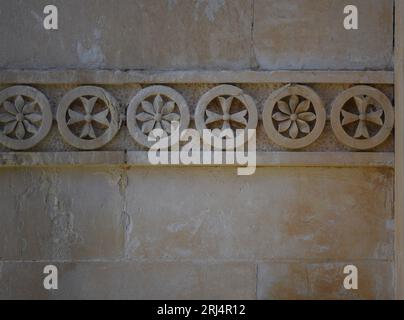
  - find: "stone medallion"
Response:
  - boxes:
[0,86,52,150]
[262,84,326,149]
[330,85,394,150]
[127,85,190,148]
[195,85,258,149]
[57,86,121,150]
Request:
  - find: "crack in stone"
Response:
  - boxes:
[117,169,133,259]
[42,170,80,260]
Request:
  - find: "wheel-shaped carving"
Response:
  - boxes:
[195,85,258,149]
[330,86,394,150]
[262,84,326,149]
[0,86,52,150]
[127,85,190,148]
[56,86,121,150]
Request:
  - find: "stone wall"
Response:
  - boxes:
[0,166,395,299]
[0,0,397,299]
[0,0,394,70]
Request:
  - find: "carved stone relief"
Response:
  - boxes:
[127,85,190,148]
[195,85,258,149]
[262,85,326,149]
[330,85,394,150]
[0,86,52,150]
[0,84,395,152]
[56,86,121,150]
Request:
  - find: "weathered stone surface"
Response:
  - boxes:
[0,70,395,85]
[257,262,309,300]
[0,261,256,299]
[0,83,394,153]
[0,262,50,300]
[0,168,125,260]
[1,260,392,299]
[0,0,397,300]
[0,151,126,167]
[125,167,393,261]
[0,0,252,70]
[257,261,393,300]
[0,0,393,70]
[253,0,394,70]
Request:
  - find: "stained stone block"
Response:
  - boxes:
[2,0,392,70]
[257,261,393,300]
[306,261,393,300]
[0,261,257,299]
[0,0,252,70]
[0,168,125,260]
[125,167,393,261]
[0,262,50,300]
[257,263,310,300]
[253,0,394,70]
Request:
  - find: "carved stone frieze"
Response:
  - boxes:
[0,83,395,152]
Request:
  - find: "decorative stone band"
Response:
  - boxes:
[0,84,395,151]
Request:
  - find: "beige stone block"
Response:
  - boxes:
[0,0,252,70]
[257,263,309,300]
[253,0,393,70]
[0,167,125,260]
[257,261,393,300]
[0,262,50,300]
[126,167,393,261]
[306,261,393,300]
[0,261,256,299]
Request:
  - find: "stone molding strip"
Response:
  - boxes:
[0,84,394,151]
[0,151,394,168]
[0,70,394,85]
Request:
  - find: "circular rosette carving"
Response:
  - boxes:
[57,86,121,150]
[127,86,190,148]
[330,86,394,150]
[262,84,326,149]
[195,85,258,149]
[0,86,52,150]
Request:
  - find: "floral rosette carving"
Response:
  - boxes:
[263,84,326,149]
[136,94,181,135]
[272,95,317,139]
[127,85,190,148]
[0,86,52,150]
